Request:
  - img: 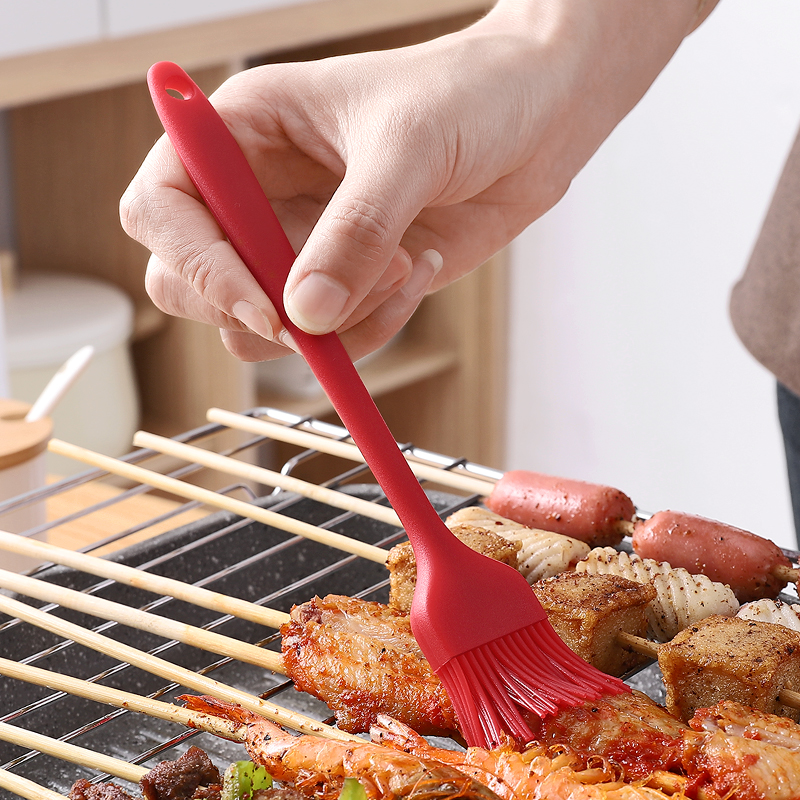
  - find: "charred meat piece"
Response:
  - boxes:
[532,571,655,676]
[140,746,221,800]
[281,595,457,736]
[70,781,138,800]
[69,747,221,800]
[387,523,519,613]
[659,615,800,723]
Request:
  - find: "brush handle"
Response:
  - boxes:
[147,62,454,562]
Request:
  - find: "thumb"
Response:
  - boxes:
[283,170,425,335]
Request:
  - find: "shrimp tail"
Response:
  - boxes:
[371,715,429,751]
[179,694,257,726]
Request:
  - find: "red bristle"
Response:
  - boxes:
[436,622,630,748]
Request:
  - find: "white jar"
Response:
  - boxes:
[5,272,139,476]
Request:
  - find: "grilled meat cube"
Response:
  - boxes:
[445,506,591,583]
[387,523,520,612]
[532,572,656,676]
[659,615,800,722]
[280,595,457,736]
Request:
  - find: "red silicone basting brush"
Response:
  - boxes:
[146,61,629,748]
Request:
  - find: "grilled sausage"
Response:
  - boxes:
[485,470,635,547]
[632,510,794,603]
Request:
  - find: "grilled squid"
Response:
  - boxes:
[575,547,739,641]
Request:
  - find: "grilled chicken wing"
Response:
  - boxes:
[280,595,457,736]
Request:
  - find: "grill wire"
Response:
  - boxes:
[0,406,498,798]
[1,406,798,798]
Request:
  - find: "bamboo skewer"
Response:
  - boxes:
[48,438,388,565]
[207,407,496,497]
[0,767,70,800]
[0,655,243,742]
[0,590,359,742]
[0,567,287,673]
[133,430,402,528]
[0,721,148,784]
[0,529,289,630]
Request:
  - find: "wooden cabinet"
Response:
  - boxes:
[2,0,507,470]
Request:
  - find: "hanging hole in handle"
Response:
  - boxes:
[163,74,195,101]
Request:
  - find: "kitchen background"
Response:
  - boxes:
[0,0,798,547]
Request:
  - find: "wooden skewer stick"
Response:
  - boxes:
[0,655,244,743]
[207,407,496,497]
[774,563,800,584]
[0,591,359,742]
[0,766,70,800]
[0,529,288,630]
[48,438,388,565]
[0,720,148,784]
[133,430,403,528]
[617,631,800,710]
[0,566,287,673]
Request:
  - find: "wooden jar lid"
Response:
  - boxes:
[0,398,53,470]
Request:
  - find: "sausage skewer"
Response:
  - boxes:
[207,408,636,547]
[632,510,799,602]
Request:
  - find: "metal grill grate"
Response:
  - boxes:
[0,407,494,797]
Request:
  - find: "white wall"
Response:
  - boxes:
[506,0,800,549]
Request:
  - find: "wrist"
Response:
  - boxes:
[463,0,709,179]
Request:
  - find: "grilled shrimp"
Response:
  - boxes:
[180,696,500,800]
[370,716,688,800]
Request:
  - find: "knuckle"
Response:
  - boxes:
[325,199,393,265]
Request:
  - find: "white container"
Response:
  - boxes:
[0,397,52,572]
[5,272,139,476]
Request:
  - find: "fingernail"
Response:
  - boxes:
[277,329,299,352]
[403,250,443,297]
[286,273,350,334]
[419,249,443,275]
[233,300,274,340]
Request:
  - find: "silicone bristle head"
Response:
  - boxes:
[436,620,629,749]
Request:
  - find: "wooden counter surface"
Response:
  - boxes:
[46,478,210,556]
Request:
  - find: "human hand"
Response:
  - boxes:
[120,0,714,362]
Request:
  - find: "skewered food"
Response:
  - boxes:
[737,598,800,631]
[185,695,689,800]
[280,595,457,736]
[575,547,739,641]
[485,470,635,547]
[531,572,655,676]
[69,746,221,800]
[445,507,591,584]
[387,523,520,613]
[280,580,656,737]
[531,690,688,780]
[682,704,800,800]
[658,615,800,722]
[632,510,795,602]
[181,695,501,800]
